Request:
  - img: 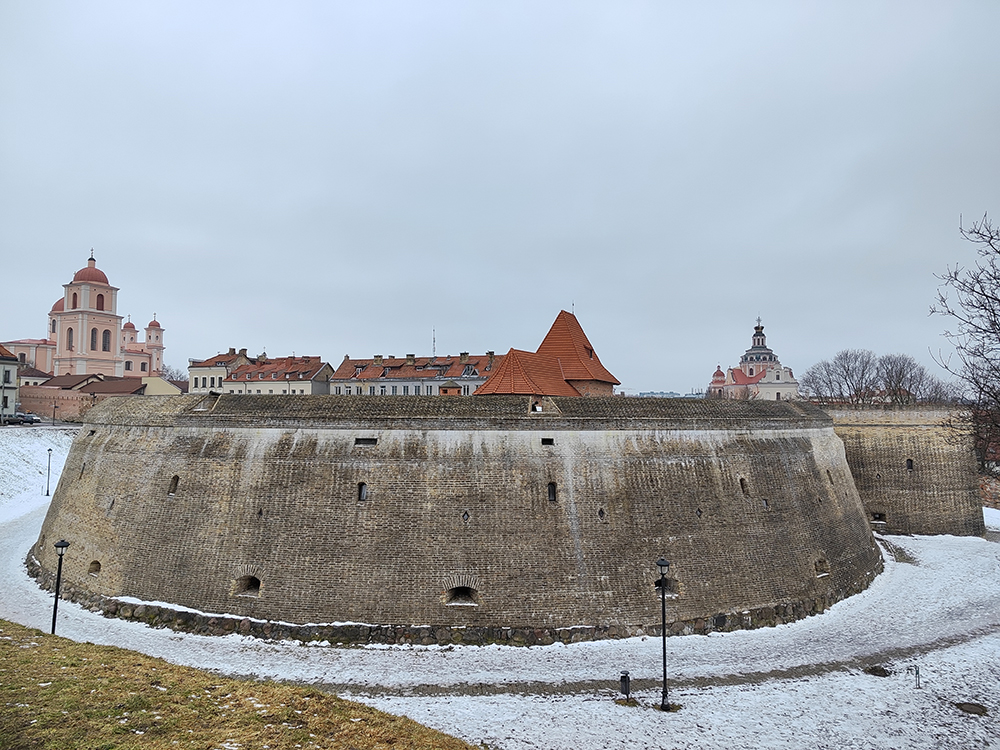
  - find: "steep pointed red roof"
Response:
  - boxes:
[729,368,767,386]
[475,349,581,396]
[535,310,620,385]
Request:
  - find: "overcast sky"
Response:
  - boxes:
[2,2,999,393]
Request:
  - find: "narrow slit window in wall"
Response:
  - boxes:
[906,458,914,471]
[541,437,554,446]
[739,477,749,496]
[814,559,831,577]
[357,482,368,501]
[167,475,179,496]
[826,469,834,484]
[547,482,557,502]
[88,561,101,576]
[655,577,680,597]
[872,512,886,523]
[355,437,378,446]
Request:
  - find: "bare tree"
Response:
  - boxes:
[803,349,955,406]
[931,213,1000,470]
[159,364,187,381]
[877,353,927,405]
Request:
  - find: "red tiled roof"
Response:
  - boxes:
[225,356,329,383]
[190,352,246,369]
[474,349,581,396]
[0,344,14,358]
[331,354,501,381]
[729,368,767,386]
[51,298,64,312]
[535,311,620,385]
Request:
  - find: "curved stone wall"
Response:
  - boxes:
[31,395,883,639]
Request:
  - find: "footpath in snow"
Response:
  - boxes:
[1,427,998,749]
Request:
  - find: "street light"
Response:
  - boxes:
[51,539,70,635]
[45,448,52,496]
[656,557,670,711]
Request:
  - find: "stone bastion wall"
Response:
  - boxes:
[829,408,985,537]
[31,395,884,644]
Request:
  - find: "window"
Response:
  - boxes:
[775,372,780,381]
[403,386,409,395]
[66,328,74,351]
[234,575,261,597]
[380,385,386,395]
[210,377,215,388]
[749,367,754,375]
[345,387,351,395]
[541,437,555,446]
[414,385,420,395]
[775,392,781,400]
[90,328,98,351]
[547,482,557,502]
[167,475,179,496]
[335,386,341,395]
[391,386,397,395]
[369,386,376,395]
[71,292,78,309]
[740,477,749,496]
[355,437,378,446]
[906,459,914,471]
[357,482,368,501]
[463,386,469,395]
[51,319,56,334]
[140,362,147,372]
[96,293,104,311]
[102,329,111,352]
[1,371,7,384]
[814,559,830,577]
[88,560,102,576]
[125,361,132,371]
[268,389,273,394]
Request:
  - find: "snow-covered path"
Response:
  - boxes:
[2,428,999,748]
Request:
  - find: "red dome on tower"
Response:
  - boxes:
[50,298,64,312]
[123,321,136,330]
[72,253,109,285]
[147,319,160,328]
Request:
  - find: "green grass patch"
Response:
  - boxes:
[0,619,473,750]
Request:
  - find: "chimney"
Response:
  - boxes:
[406,353,415,365]
[228,347,236,355]
[373,354,383,366]
[460,352,469,364]
[238,348,247,357]
[487,351,495,369]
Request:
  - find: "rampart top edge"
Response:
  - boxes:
[80,394,834,431]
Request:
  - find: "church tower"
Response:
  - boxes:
[51,252,124,376]
[144,317,165,376]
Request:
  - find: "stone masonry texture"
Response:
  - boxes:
[29,395,908,642]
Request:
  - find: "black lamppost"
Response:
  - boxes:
[45,448,52,496]
[51,539,69,634]
[656,557,670,711]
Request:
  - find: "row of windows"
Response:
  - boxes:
[123,361,147,371]
[68,292,106,311]
[334,385,447,395]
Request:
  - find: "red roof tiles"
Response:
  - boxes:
[476,311,619,397]
[535,310,620,385]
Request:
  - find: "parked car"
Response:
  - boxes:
[2,414,25,425]
[19,412,41,424]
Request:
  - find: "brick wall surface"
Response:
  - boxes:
[829,408,985,536]
[32,395,883,638]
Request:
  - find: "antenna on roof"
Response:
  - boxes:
[432,328,436,357]
[572,300,575,314]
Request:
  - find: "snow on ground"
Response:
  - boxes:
[1,428,999,749]
[0,426,75,523]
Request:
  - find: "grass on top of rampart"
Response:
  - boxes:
[0,619,473,750]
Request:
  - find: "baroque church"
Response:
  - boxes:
[2,252,164,377]
[708,320,799,401]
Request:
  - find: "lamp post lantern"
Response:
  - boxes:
[51,539,69,634]
[45,448,53,496]
[656,557,670,711]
